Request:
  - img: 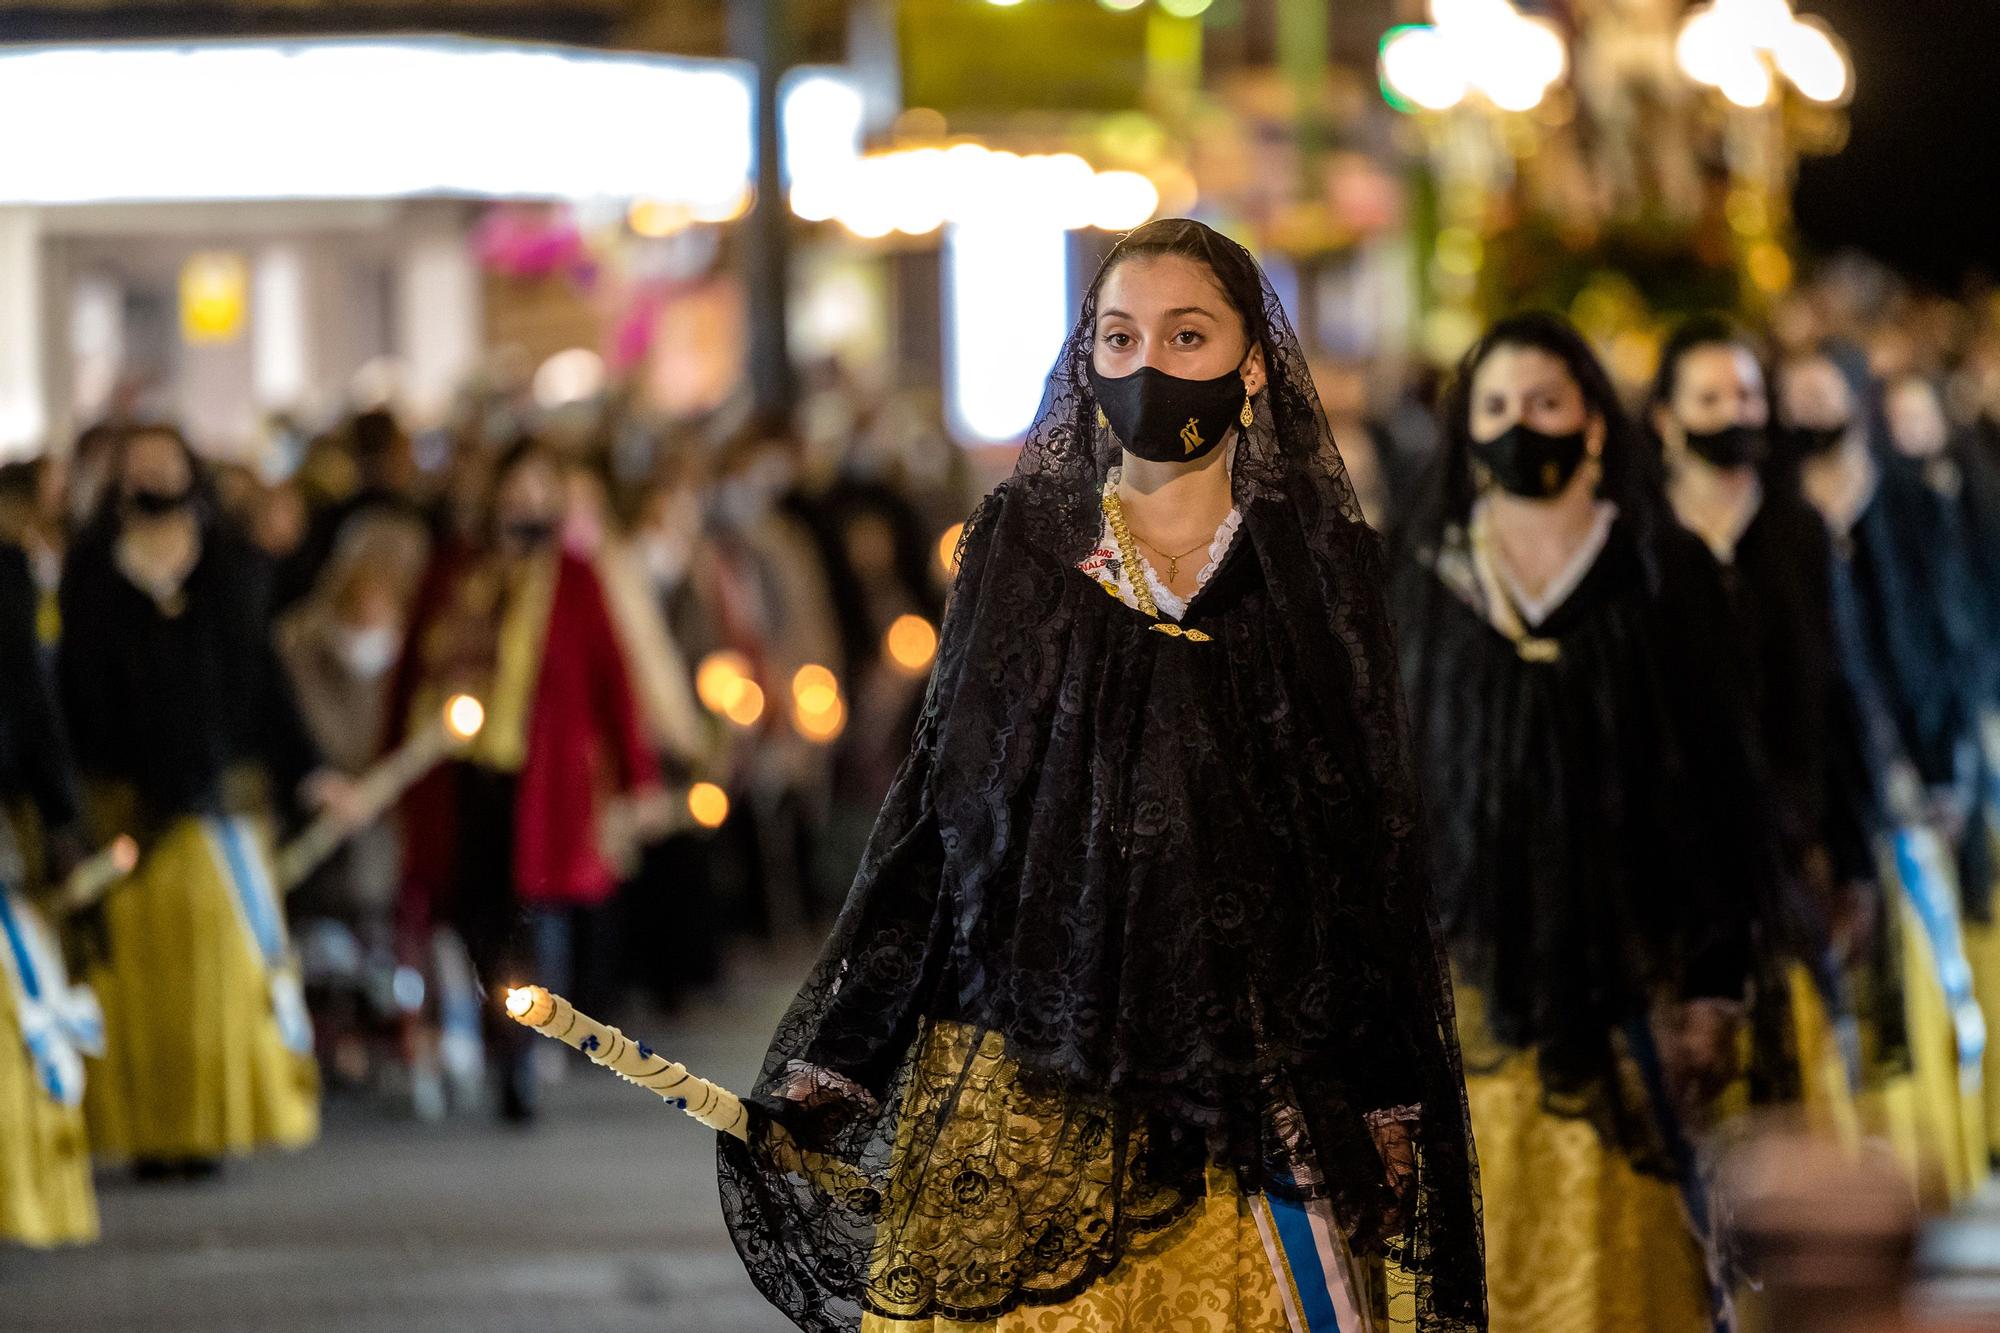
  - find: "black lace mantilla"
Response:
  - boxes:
[718,227,1485,1331]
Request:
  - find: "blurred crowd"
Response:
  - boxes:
[5,247,2000,1332]
[0,356,975,1173]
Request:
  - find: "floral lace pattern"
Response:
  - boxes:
[719,230,1483,1332]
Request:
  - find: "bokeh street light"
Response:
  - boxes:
[1378,1,1568,115]
[794,142,1162,240]
[1676,0,1853,108]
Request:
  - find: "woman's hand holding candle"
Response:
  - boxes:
[56,835,140,915]
[275,693,485,893]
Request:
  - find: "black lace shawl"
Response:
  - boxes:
[1819,486,1923,1073]
[1729,487,1871,896]
[719,234,1485,1331]
[1722,488,1876,1091]
[1390,512,1762,1166]
[1871,445,2000,918]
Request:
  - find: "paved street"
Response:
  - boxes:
[0,944,814,1333]
[8,935,2000,1331]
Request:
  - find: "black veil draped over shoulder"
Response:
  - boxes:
[1387,313,1762,1168]
[718,223,1484,1330]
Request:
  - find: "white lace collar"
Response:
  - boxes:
[1080,450,1243,623]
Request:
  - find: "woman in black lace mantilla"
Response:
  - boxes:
[718,219,1484,1332]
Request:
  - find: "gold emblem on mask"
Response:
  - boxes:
[1180,418,1203,455]
[1541,461,1559,492]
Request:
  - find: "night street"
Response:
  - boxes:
[0,947,808,1333]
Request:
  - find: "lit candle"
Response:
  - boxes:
[503,984,749,1141]
[274,693,485,893]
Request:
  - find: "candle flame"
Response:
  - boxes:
[687,782,730,829]
[503,986,536,1019]
[445,693,487,742]
[885,615,938,674]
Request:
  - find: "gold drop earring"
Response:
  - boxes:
[1096,406,1109,430]
[1239,395,1254,429]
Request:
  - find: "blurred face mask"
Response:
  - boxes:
[123,485,195,522]
[334,624,400,681]
[1471,423,1589,499]
[1788,421,1852,457]
[1682,423,1768,469]
[1086,364,1242,464]
[501,516,558,553]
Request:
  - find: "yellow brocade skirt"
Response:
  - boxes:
[82,818,317,1162]
[1467,1055,1711,1333]
[859,1020,1291,1333]
[861,1164,1290,1333]
[1969,914,2000,1154]
[1785,961,1864,1146]
[0,973,97,1246]
[1856,895,1990,1207]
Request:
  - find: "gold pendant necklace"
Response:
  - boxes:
[1134,533,1210,584]
[1100,488,1212,643]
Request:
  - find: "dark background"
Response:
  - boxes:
[1795,0,2000,289]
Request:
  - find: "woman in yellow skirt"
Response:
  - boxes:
[718,221,1485,1331]
[1649,316,1866,1142]
[56,424,348,1176]
[1774,346,1991,1208]
[2,538,98,1244]
[1393,313,1770,1333]
[1,870,100,1246]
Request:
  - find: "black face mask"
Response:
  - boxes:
[1472,423,1589,499]
[1787,421,1852,457]
[1682,422,1768,469]
[502,517,558,551]
[1086,363,1246,464]
[123,487,194,519]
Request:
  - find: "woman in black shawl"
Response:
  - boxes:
[1648,315,1865,1125]
[58,424,342,1174]
[1774,346,1990,1204]
[1391,312,1760,1333]
[719,220,1484,1332]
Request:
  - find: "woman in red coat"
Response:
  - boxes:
[396,437,658,1121]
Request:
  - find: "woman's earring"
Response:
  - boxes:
[1239,396,1255,429]
[1095,406,1109,430]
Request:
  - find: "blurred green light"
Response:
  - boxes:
[1157,0,1213,16]
[1098,0,1147,10]
[1377,24,1424,114]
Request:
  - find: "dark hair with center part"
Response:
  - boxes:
[1088,218,1269,357]
[1650,313,1761,413]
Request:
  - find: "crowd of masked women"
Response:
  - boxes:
[0,375,967,1247]
[4,304,2000,1331]
[1382,309,2000,1331]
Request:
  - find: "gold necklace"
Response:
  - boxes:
[1100,488,1212,642]
[1132,532,1211,584]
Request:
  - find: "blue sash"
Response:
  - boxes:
[1891,825,1987,1082]
[0,879,102,1107]
[203,818,313,1056]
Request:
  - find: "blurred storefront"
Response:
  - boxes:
[0,35,781,459]
[0,0,1859,463]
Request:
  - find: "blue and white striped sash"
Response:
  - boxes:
[0,879,102,1107]
[201,818,312,1056]
[1892,824,1987,1084]
[1254,1187,1369,1332]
